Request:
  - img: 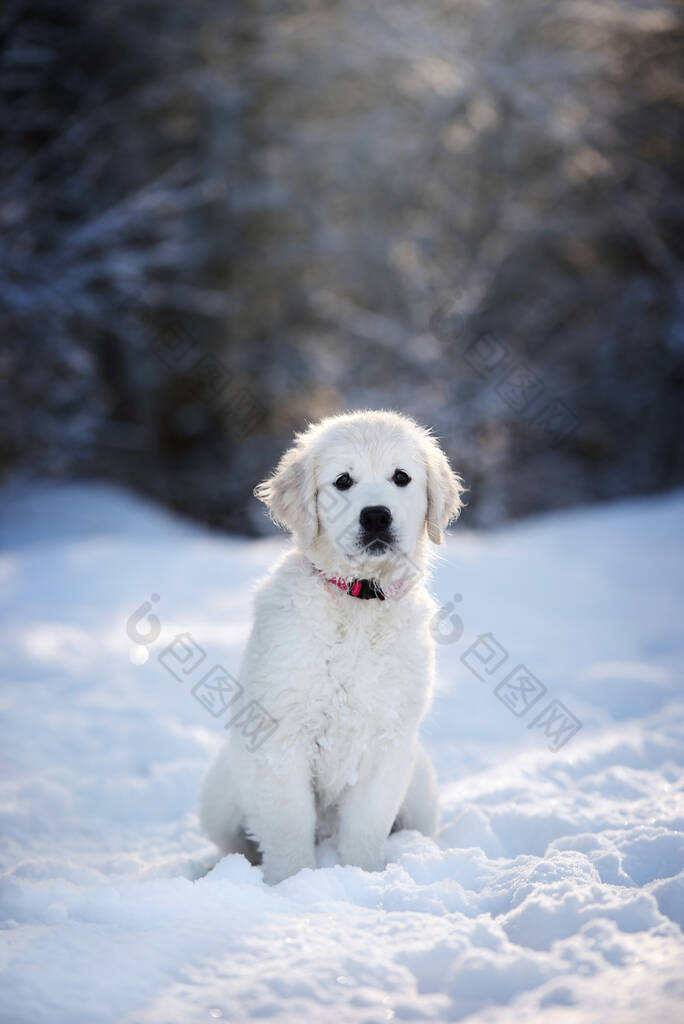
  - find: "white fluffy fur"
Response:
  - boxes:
[199,410,464,883]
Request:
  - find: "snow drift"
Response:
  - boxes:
[0,482,682,1023]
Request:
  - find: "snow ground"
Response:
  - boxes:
[0,481,683,1024]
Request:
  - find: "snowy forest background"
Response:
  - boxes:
[1,0,683,532]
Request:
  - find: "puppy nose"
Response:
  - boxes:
[360,505,392,534]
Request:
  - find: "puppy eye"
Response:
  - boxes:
[334,472,354,491]
[392,469,411,487]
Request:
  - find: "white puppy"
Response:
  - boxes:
[200,410,463,883]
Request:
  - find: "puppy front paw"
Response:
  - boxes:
[337,837,386,873]
[261,850,316,885]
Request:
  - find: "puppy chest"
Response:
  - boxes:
[311,708,391,805]
[308,637,412,801]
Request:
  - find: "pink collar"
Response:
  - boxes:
[315,568,410,601]
[326,575,385,600]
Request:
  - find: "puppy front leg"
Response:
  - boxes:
[336,746,413,873]
[246,750,316,885]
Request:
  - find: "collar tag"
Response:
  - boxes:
[327,575,386,601]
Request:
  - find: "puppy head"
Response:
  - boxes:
[255,411,464,576]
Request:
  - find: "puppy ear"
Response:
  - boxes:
[424,435,464,545]
[254,437,318,546]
